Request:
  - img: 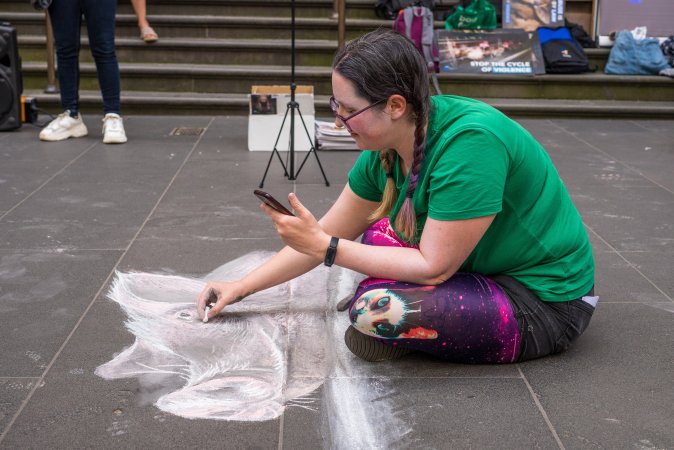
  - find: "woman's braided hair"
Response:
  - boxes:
[333,29,431,242]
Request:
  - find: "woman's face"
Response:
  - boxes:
[331,71,393,151]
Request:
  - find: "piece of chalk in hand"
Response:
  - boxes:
[203,305,211,323]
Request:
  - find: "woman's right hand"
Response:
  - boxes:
[196,281,246,321]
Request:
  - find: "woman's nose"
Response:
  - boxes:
[334,116,346,129]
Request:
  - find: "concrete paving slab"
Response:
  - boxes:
[0,250,122,377]
[0,378,39,437]
[0,132,199,251]
[0,297,283,449]
[545,119,674,192]
[590,244,671,305]
[520,303,674,450]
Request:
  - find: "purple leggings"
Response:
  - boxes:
[348,218,521,364]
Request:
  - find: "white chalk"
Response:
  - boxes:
[203,305,211,323]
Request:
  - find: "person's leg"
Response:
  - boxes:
[40,0,89,141]
[491,275,596,362]
[348,273,521,364]
[345,218,521,364]
[82,0,120,115]
[82,0,127,143]
[48,0,82,115]
[130,0,148,28]
[131,0,158,42]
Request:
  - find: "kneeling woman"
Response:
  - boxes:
[197,29,597,363]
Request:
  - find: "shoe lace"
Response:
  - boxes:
[46,111,73,130]
[104,115,122,132]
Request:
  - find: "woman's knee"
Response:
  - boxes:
[348,286,438,340]
[89,40,116,61]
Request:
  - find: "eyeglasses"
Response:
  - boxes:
[329,96,386,133]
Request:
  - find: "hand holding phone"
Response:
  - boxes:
[254,189,294,216]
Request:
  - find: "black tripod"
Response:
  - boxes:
[259,0,330,188]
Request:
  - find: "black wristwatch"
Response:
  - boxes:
[324,236,339,267]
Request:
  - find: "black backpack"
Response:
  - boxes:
[537,26,594,74]
[564,19,597,49]
[375,0,435,20]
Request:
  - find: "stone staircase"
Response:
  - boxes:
[2,0,673,118]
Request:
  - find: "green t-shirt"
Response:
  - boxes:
[348,95,594,302]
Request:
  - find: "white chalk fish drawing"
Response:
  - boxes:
[96,251,359,421]
[97,252,414,449]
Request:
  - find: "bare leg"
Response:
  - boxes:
[130,0,148,28]
[130,0,158,42]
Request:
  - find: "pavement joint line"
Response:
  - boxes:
[1,248,126,252]
[549,120,674,196]
[629,119,671,138]
[324,375,524,380]
[0,116,216,445]
[0,141,99,223]
[517,365,566,450]
[585,224,673,303]
[0,377,41,380]
[277,283,295,450]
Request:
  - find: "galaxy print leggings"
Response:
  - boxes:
[347,218,521,364]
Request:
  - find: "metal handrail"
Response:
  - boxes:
[337,0,346,50]
[44,11,56,93]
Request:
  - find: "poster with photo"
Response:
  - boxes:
[502,0,565,32]
[437,29,545,75]
[250,94,277,115]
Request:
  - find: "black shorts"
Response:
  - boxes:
[491,275,596,362]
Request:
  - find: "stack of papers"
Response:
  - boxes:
[315,120,359,151]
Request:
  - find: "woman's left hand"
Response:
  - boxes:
[261,193,331,260]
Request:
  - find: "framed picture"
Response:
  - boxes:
[437,29,545,75]
[250,94,278,115]
[502,0,565,32]
[595,0,674,45]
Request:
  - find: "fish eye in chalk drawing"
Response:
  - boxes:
[176,311,194,321]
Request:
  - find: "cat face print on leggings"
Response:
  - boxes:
[349,287,438,339]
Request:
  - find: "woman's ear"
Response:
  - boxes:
[386,94,409,120]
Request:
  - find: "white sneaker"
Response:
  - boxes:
[39,111,88,141]
[102,113,128,144]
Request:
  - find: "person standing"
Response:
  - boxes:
[40,0,127,144]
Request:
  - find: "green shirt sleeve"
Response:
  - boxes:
[428,128,509,220]
[347,151,385,202]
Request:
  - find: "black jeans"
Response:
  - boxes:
[49,0,121,115]
[491,275,595,362]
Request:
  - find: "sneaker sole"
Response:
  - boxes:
[344,326,413,362]
[39,124,88,142]
[103,136,128,144]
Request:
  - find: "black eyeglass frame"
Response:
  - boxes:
[329,96,387,132]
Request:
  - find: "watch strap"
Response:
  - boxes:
[324,236,339,267]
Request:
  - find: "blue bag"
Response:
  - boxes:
[605,31,670,75]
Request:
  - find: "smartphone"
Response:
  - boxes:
[254,189,294,216]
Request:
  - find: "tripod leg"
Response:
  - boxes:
[259,104,292,188]
[259,148,288,188]
[294,108,330,186]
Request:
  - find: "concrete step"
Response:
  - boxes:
[17,34,613,71]
[21,61,674,101]
[25,89,674,118]
[0,0,390,18]
[7,12,407,41]
[19,35,338,67]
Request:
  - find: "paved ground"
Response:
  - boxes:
[0,115,672,449]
